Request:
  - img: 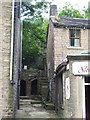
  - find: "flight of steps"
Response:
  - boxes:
[19,96,42,109]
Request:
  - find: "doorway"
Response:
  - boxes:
[20,80,26,96]
[85,77,90,119]
[31,79,38,95]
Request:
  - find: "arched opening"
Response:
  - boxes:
[31,79,38,95]
[20,80,26,96]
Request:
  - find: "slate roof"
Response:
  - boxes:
[50,16,90,29]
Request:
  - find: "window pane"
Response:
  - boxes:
[70,30,80,38]
[70,30,75,37]
[70,29,80,47]
[74,39,80,47]
[85,77,90,83]
[70,38,74,46]
[75,30,80,37]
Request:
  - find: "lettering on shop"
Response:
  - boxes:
[78,66,90,73]
[72,62,90,75]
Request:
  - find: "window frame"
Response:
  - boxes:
[69,29,81,47]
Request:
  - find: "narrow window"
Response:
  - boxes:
[69,29,80,47]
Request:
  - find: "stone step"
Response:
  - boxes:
[19,99,42,108]
[30,95,42,100]
[31,100,42,104]
[20,96,30,99]
[20,99,42,104]
[20,99,32,104]
[19,103,31,108]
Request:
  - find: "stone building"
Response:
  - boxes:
[47,5,90,118]
[0,0,22,119]
[21,68,48,101]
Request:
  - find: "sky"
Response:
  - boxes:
[43,0,90,18]
[47,0,90,10]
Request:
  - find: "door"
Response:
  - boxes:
[85,77,90,120]
[31,79,37,95]
[20,80,26,96]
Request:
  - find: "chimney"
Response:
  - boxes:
[50,5,57,16]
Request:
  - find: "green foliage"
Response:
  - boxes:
[83,7,90,19]
[22,0,49,68]
[21,0,49,18]
[59,2,84,18]
[22,18,48,67]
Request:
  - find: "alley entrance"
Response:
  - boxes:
[85,77,90,119]
[15,96,60,118]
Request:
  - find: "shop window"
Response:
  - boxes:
[69,29,80,47]
[85,77,90,83]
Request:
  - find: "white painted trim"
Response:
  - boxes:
[10,0,15,81]
[83,77,85,119]
[84,83,90,85]
[83,76,90,119]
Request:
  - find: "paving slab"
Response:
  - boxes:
[15,103,60,119]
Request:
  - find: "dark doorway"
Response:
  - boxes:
[20,80,26,96]
[31,79,37,95]
[85,77,90,120]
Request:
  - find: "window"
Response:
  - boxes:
[69,29,80,47]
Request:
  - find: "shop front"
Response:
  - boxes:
[55,53,90,119]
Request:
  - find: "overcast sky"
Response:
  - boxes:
[49,0,90,10]
[43,0,90,18]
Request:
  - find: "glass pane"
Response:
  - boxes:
[70,30,75,37]
[70,38,74,46]
[70,30,80,38]
[85,77,90,83]
[74,39,80,47]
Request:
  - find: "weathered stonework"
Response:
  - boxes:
[47,5,90,118]
[21,69,48,101]
[47,19,90,102]
[0,1,21,119]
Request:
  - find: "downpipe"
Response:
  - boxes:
[10,0,15,84]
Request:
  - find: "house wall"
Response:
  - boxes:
[0,2,13,118]
[54,27,89,70]
[47,19,90,104]
[0,1,21,119]
[60,63,83,118]
[55,55,90,118]
[47,21,55,101]
[55,61,84,118]
[13,1,21,116]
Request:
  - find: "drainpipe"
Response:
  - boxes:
[10,0,15,84]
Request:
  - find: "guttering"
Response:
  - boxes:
[10,0,15,84]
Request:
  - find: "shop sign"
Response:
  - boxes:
[72,62,90,75]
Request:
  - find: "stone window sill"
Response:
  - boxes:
[67,46,83,50]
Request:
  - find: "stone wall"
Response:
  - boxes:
[21,69,48,100]
[60,66,83,118]
[0,1,21,119]
[47,21,55,101]
[0,2,12,118]
[47,20,90,102]
[54,28,89,70]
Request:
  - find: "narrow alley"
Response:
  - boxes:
[15,96,60,119]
